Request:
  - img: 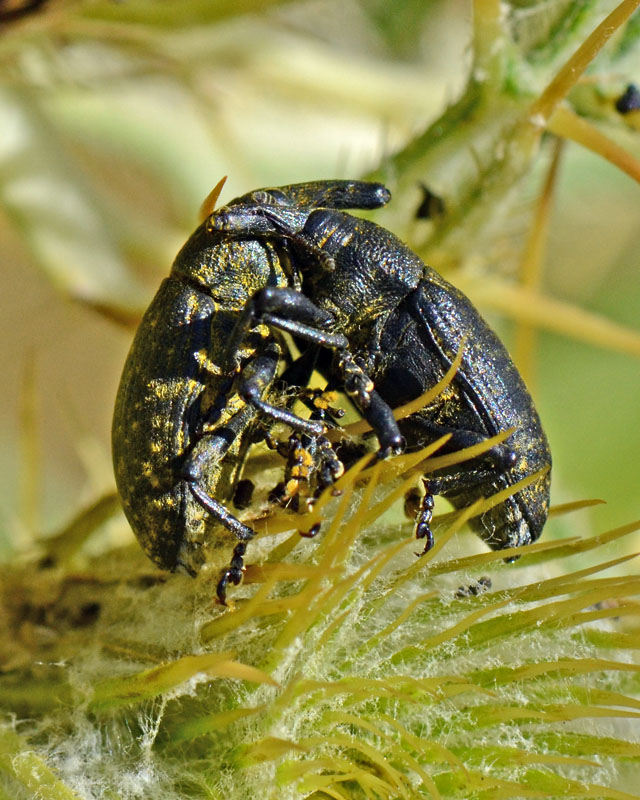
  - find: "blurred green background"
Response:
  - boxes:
[0,0,639,565]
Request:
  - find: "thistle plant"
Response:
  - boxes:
[1,442,640,799]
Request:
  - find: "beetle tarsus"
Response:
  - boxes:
[217,542,247,605]
[415,481,435,555]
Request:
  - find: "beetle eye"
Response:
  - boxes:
[251,189,289,206]
[205,207,228,232]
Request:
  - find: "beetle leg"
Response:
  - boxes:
[415,481,435,555]
[279,437,315,509]
[357,387,406,458]
[216,543,247,605]
[224,286,348,373]
[181,407,259,603]
[403,459,525,558]
[186,482,252,606]
[188,483,254,542]
[335,350,374,406]
[262,385,344,509]
[404,479,436,555]
[237,343,325,438]
[285,349,405,457]
[279,407,345,507]
[183,415,257,542]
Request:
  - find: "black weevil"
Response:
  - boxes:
[112,180,398,602]
[210,181,552,555]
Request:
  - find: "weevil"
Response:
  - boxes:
[112,180,396,602]
[209,181,552,555]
